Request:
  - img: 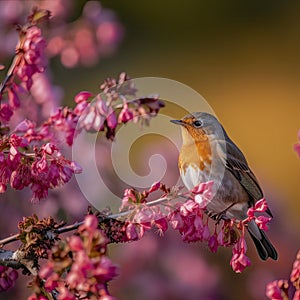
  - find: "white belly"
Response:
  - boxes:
[180,163,211,190]
[180,164,250,220]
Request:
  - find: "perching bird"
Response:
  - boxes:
[171,112,278,260]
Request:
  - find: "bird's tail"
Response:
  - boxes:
[247,220,278,261]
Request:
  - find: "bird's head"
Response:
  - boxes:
[170,112,223,144]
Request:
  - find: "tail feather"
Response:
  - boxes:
[259,229,278,260]
[247,221,278,261]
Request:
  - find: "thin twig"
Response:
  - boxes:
[56,221,84,234]
[0,233,19,246]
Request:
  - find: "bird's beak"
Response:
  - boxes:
[170,119,184,126]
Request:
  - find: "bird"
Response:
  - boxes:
[171,112,278,260]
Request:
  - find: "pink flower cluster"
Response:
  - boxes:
[0,82,20,123]
[0,133,81,202]
[0,9,49,124]
[230,231,251,273]
[75,73,164,140]
[168,182,256,273]
[14,106,79,147]
[0,266,18,292]
[266,250,300,300]
[28,215,118,300]
[117,182,171,241]
[15,26,47,90]
[116,182,273,273]
[0,71,164,202]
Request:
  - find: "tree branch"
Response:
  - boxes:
[0,249,25,269]
[0,192,186,248]
[0,233,19,246]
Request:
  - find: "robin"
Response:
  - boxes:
[171,112,278,260]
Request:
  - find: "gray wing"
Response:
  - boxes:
[225,140,263,201]
[216,137,272,217]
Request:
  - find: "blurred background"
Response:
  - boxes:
[0,0,299,299]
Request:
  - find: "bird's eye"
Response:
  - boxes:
[193,120,202,128]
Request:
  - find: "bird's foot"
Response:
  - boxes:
[206,203,235,224]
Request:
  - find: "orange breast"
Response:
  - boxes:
[179,139,212,173]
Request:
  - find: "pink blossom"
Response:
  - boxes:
[100,296,117,300]
[179,200,198,216]
[118,99,134,123]
[83,214,99,231]
[0,103,13,122]
[39,264,54,279]
[253,198,268,212]
[9,133,27,148]
[191,180,214,208]
[74,91,93,103]
[208,233,218,253]
[16,60,34,82]
[125,223,139,241]
[97,98,108,115]
[42,143,57,155]
[1,133,79,201]
[194,214,204,232]
[44,273,60,291]
[14,119,35,132]
[148,181,161,193]
[202,224,211,241]
[30,181,49,202]
[290,250,300,290]
[7,86,20,109]
[266,280,285,300]
[168,210,184,230]
[134,207,154,224]
[70,161,82,174]
[74,100,89,115]
[35,214,118,299]
[230,251,251,273]
[120,188,137,210]
[0,267,19,292]
[14,25,47,91]
[106,110,117,129]
[266,250,300,300]
[69,236,84,252]
[255,215,271,230]
[80,108,97,130]
[65,271,81,289]
[33,155,48,173]
[57,286,76,300]
[168,199,209,243]
[10,164,31,189]
[95,257,119,282]
[230,238,251,273]
[247,207,255,220]
[46,107,79,146]
[154,217,168,235]
[247,198,269,223]
[7,269,18,282]
[293,291,300,300]
[217,229,224,245]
